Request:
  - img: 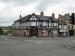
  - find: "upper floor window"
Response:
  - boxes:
[37,21,42,27]
[43,21,48,26]
[49,22,51,26]
[54,23,58,26]
[30,21,36,26]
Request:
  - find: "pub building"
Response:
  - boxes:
[12,12,59,37]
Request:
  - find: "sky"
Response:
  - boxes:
[0,0,75,26]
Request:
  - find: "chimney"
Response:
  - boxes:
[20,14,22,19]
[40,11,44,16]
[52,13,55,18]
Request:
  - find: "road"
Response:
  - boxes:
[0,36,75,56]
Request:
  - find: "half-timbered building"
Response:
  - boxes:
[12,12,59,37]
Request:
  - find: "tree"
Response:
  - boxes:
[70,13,75,24]
[0,27,3,35]
[69,13,75,36]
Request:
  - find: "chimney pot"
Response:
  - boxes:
[40,11,44,16]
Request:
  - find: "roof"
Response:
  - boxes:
[59,21,67,25]
[15,13,58,22]
[36,15,50,20]
[58,14,67,25]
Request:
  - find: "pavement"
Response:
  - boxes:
[0,35,75,56]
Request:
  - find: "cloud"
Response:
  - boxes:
[35,0,63,11]
[0,2,5,11]
[0,16,14,26]
[0,3,37,16]
[0,0,75,26]
[0,0,38,6]
[0,1,39,26]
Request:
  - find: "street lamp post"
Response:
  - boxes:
[40,24,42,37]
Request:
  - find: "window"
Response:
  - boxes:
[43,22,46,26]
[38,22,42,27]
[36,21,39,26]
[54,23,57,26]
[43,21,48,26]
[59,25,62,28]
[49,23,51,26]
[30,21,36,26]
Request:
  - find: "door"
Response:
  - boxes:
[29,27,38,37]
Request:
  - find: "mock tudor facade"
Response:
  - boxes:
[12,12,59,37]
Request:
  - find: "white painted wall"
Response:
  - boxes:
[59,25,68,32]
[29,18,37,20]
[60,29,68,32]
[63,25,67,29]
[29,16,38,20]
[59,25,67,29]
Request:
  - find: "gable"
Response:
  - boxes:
[29,15,38,20]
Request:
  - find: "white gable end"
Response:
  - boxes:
[29,15,38,20]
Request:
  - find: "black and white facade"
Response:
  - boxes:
[12,12,59,37]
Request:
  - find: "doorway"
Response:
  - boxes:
[29,26,38,37]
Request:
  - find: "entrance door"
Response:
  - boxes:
[29,27,38,37]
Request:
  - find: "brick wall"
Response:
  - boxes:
[20,30,29,37]
[38,30,48,37]
[12,30,20,36]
